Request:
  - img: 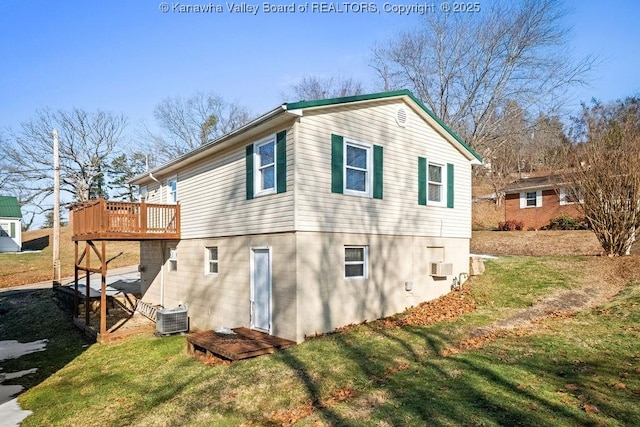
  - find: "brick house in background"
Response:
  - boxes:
[502,174,582,230]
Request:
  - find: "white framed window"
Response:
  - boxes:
[0,222,9,238]
[254,135,276,196]
[167,176,178,203]
[344,246,368,279]
[519,190,542,208]
[344,139,372,197]
[205,246,218,274]
[168,247,178,271]
[559,187,582,205]
[428,162,445,206]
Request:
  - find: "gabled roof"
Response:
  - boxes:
[0,196,22,219]
[285,89,482,164]
[502,174,568,193]
[132,90,481,184]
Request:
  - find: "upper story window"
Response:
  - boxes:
[167,176,177,203]
[331,134,383,199]
[418,158,454,208]
[255,136,276,196]
[246,130,287,200]
[428,163,444,205]
[345,140,372,196]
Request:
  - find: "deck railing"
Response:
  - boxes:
[71,198,180,240]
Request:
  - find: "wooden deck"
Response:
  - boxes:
[187,328,296,361]
[71,198,180,241]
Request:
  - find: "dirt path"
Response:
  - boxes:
[468,257,638,338]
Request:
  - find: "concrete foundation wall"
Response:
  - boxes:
[139,232,470,344]
[294,232,469,342]
[139,234,297,341]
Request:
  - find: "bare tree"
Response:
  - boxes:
[287,76,366,101]
[371,0,594,152]
[145,92,252,163]
[566,97,640,256]
[5,108,127,214]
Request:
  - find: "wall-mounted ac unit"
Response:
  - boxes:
[430,262,453,276]
[156,306,188,335]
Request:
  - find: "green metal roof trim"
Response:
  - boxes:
[0,196,22,218]
[286,89,482,163]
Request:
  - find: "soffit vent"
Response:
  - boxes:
[395,107,408,127]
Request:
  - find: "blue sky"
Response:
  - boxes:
[1,0,639,136]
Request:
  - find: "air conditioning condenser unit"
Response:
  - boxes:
[156,306,189,335]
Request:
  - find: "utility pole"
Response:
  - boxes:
[53,129,61,287]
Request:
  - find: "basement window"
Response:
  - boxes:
[345,246,368,279]
[206,246,218,274]
[168,247,178,271]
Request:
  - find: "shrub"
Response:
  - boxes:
[546,214,587,230]
[498,220,524,231]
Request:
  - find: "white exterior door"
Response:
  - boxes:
[251,248,271,333]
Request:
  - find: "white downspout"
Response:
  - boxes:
[160,241,165,308]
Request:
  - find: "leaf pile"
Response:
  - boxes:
[396,286,476,327]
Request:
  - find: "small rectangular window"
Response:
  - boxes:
[526,191,537,207]
[206,246,218,274]
[168,247,177,271]
[345,246,368,279]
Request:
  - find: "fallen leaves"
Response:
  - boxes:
[581,403,600,414]
[259,387,357,426]
[396,286,476,328]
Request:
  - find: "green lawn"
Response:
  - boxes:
[4,256,639,426]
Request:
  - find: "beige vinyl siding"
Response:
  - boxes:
[144,181,163,204]
[295,100,472,239]
[148,125,295,239]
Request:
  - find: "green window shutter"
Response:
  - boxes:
[276,130,287,194]
[331,134,344,194]
[447,163,454,208]
[418,157,427,206]
[373,145,383,199]
[245,144,254,200]
[10,222,15,238]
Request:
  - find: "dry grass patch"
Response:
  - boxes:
[0,226,139,288]
[471,230,602,256]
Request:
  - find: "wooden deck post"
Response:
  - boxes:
[100,241,107,336]
[85,241,91,326]
[74,242,79,316]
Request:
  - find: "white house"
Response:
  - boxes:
[0,196,22,253]
[131,90,482,343]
